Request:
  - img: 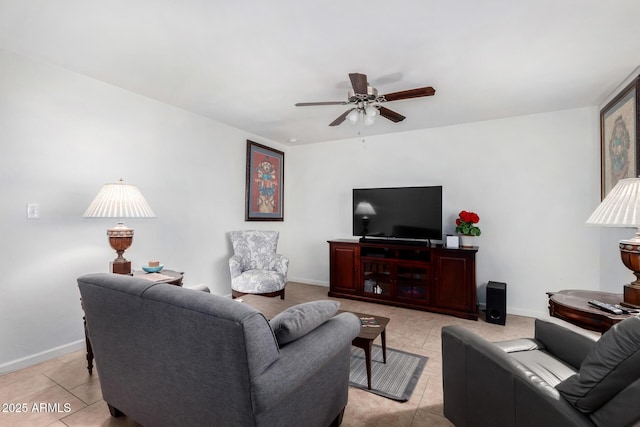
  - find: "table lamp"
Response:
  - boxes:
[83,179,156,275]
[586,177,640,307]
[355,201,376,239]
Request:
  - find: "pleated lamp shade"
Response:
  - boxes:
[587,177,640,305]
[83,180,155,218]
[586,178,640,229]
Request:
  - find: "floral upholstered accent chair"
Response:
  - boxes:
[229,230,289,299]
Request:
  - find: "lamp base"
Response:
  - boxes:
[107,221,134,275]
[111,260,132,275]
[619,241,640,288]
[623,285,640,308]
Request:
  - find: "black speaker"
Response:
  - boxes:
[486,281,507,325]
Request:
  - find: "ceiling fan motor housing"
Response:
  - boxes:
[348,86,378,102]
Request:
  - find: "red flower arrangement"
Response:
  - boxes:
[455,210,481,236]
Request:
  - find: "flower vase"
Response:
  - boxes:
[459,235,477,248]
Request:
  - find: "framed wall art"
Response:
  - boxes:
[245,140,284,221]
[600,75,640,199]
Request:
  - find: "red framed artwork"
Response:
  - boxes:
[245,140,284,221]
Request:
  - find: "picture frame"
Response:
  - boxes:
[245,140,284,221]
[600,76,640,199]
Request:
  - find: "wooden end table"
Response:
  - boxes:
[132,269,184,286]
[83,269,184,374]
[348,311,390,390]
[547,289,632,333]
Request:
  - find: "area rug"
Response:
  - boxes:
[349,345,428,402]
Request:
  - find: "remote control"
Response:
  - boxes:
[612,304,639,314]
[588,300,623,315]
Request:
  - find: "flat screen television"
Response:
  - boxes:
[352,186,442,242]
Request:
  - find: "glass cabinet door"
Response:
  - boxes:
[396,264,430,303]
[362,261,393,297]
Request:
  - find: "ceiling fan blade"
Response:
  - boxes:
[295,101,348,106]
[382,86,436,102]
[329,108,355,126]
[349,73,368,94]
[378,106,406,123]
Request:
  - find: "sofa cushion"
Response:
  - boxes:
[270,300,340,346]
[509,349,577,387]
[556,315,640,413]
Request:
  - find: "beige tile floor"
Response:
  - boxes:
[0,282,536,427]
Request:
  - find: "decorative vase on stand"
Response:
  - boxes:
[459,235,477,248]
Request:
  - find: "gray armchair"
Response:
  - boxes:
[78,273,360,427]
[229,230,288,298]
[442,317,640,427]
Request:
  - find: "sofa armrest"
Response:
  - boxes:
[534,319,598,370]
[251,312,360,413]
[184,284,210,293]
[442,325,519,426]
[442,325,593,427]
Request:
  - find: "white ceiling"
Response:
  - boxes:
[1,0,640,145]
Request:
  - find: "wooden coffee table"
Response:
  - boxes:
[348,311,390,390]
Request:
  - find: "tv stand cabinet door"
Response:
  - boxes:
[433,252,477,318]
[329,241,359,295]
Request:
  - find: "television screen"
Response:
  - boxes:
[352,186,442,241]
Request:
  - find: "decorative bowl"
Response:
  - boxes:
[142,264,164,273]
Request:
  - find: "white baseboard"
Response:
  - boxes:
[479,302,546,319]
[289,282,547,319]
[0,340,85,375]
[287,277,329,287]
[507,307,547,319]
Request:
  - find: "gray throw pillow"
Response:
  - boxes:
[556,315,640,413]
[269,300,340,346]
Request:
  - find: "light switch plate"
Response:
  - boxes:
[27,203,40,219]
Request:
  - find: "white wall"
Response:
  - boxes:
[1,47,633,372]
[0,49,287,372]
[285,108,629,317]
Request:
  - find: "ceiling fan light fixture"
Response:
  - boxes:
[364,114,376,126]
[365,105,379,117]
[346,109,360,124]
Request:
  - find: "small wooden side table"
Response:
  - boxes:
[84,270,184,374]
[547,289,631,333]
[132,269,184,286]
[349,311,390,390]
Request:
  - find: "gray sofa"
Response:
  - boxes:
[78,273,361,427]
[442,318,640,427]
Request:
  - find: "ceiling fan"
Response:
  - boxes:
[295,73,436,127]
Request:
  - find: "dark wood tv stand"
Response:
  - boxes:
[328,239,478,320]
